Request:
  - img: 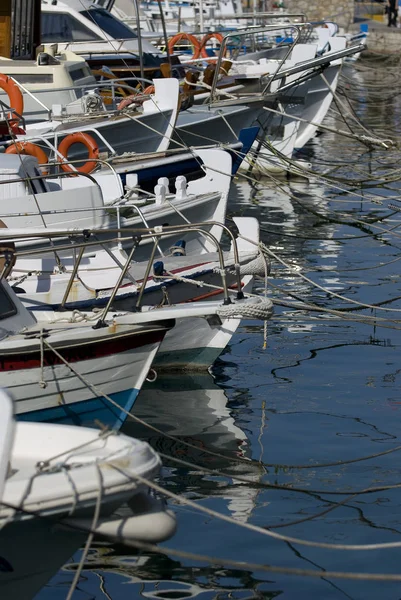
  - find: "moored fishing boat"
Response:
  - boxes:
[170,27,363,156]
[0,388,176,600]
[2,216,273,370]
[0,279,174,428]
[21,76,180,155]
[40,0,170,77]
[0,49,96,123]
[0,148,232,260]
[0,143,273,370]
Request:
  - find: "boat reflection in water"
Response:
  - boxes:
[126,373,263,524]
[57,373,269,600]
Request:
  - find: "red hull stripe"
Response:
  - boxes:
[0,328,167,372]
[130,262,211,287]
[108,263,232,291]
[184,281,243,303]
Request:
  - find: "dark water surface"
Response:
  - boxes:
[38,61,401,599]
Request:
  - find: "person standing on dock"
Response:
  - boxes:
[387,0,398,26]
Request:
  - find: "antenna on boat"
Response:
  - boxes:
[156,0,173,75]
[132,0,145,84]
[199,0,204,33]
[81,0,147,90]
[3,0,42,60]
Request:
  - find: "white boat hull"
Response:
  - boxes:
[6,334,163,429]
[153,277,255,370]
[0,398,176,599]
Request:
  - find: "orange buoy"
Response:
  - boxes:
[199,32,224,60]
[168,33,201,59]
[57,132,99,174]
[0,74,24,133]
[5,142,49,174]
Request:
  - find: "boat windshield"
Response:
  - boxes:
[41,12,102,42]
[0,285,17,321]
[79,8,137,40]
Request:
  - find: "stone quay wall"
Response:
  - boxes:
[282,0,355,31]
[351,26,401,54]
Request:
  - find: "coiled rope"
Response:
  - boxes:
[217,297,273,320]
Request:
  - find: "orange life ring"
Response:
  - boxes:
[0,74,24,133]
[57,132,99,174]
[168,33,201,58]
[199,32,224,60]
[5,142,49,174]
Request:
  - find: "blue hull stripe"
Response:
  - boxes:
[17,388,139,431]
[230,126,260,175]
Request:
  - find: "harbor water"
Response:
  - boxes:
[37,59,401,599]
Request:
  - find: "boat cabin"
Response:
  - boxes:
[39,0,190,79]
[0,50,96,123]
[40,0,166,76]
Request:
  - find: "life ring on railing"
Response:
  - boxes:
[0,74,24,133]
[57,132,99,174]
[168,33,201,58]
[198,32,224,60]
[5,142,49,174]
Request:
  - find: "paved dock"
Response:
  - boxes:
[351,16,401,54]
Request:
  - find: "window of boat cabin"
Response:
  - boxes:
[0,285,17,320]
[68,65,93,82]
[79,8,137,39]
[41,13,102,43]
[12,74,54,85]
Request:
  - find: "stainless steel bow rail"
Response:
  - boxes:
[195,12,307,24]
[6,76,157,120]
[207,24,366,106]
[0,220,246,319]
[268,44,367,83]
[208,24,303,104]
[0,163,233,257]
[0,169,104,195]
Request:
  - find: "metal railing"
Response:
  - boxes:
[0,220,246,319]
[209,23,304,103]
[0,163,239,289]
[4,76,157,121]
[207,26,366,106]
